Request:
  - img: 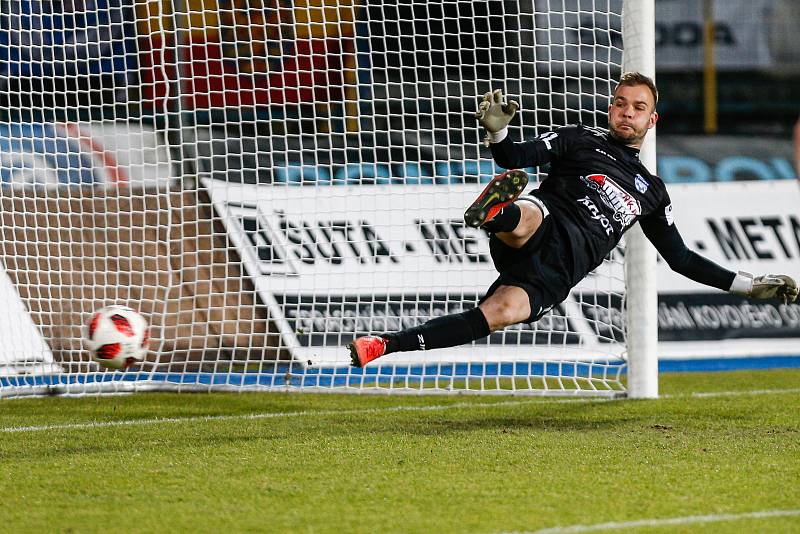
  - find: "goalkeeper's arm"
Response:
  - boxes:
[476,89,579,170]
[641,216,798,304]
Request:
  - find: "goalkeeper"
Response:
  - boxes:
[348,72,798,367]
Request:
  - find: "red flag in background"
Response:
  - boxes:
[137,0,360,110]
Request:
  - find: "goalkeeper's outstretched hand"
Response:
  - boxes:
[476,89,518,144]
[752,274,799,304]
[733,272,799,304]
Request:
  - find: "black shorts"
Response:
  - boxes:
[479,196,583,323]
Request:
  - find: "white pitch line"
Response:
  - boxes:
[677,387,800,398]
[525,508,800,534]
[0,398,589,433]
[1,387,798,434]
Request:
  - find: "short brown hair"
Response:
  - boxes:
[614,72,658,109]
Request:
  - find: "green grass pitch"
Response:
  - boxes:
[1,369,799,533]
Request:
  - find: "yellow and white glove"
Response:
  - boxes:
[475,89,519,145]
[730,271,799,304]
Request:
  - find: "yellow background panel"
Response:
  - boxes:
[136,0,361,40]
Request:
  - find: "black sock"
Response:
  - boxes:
[383,307,491,354]
[482,202,521,233]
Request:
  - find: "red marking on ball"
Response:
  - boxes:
[95,343,122,360]
[110,314,135,337]
[88,313,102,338]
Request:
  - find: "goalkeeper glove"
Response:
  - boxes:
[475,89,519,145]
[730,271,799,304]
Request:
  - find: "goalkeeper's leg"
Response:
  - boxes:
[348,285,531,367]
[463,170,547,248]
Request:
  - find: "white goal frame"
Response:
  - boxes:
[0,0,657,399]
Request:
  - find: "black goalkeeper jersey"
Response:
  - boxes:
[490,124,736,291]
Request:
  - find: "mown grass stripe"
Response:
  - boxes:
[2,387,799,434]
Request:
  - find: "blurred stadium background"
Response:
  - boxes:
[3,0,798,182]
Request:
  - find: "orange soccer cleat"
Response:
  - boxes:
[348,335,388,367]
[463,169,529,228]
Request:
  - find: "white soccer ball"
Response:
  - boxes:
[85,305,150,370]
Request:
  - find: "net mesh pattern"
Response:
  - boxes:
[0,0,627,397]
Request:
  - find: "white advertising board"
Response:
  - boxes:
[203,178,800,364]
[652,181,800,358]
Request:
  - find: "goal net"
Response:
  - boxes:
[0,0,653,398]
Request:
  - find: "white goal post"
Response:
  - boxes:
[622,0,658,399]
[0,0,656,398]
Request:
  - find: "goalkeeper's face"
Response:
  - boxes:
[608,84,658,148]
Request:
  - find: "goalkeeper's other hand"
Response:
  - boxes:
[476,89,519,136]
[733,272,799,304]
[752,274,799,304]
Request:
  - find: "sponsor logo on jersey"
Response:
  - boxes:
[594,148,617,161]
[634,174,649,193]
[580,173,642,228]
[576,196,614,236]
[665,203,674,225]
